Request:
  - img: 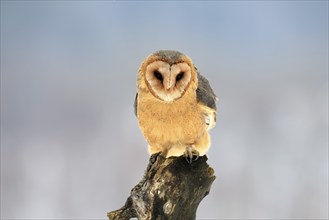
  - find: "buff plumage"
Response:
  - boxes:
[134,50,217,163]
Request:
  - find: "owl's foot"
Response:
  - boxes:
[184,145,199,164]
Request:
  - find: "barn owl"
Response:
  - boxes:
[134,50,217,163]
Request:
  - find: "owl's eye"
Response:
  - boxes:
[176,72,184,81]
[154,70,163,81]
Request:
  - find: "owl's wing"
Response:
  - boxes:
[134,93,138,116]
[196,70,217,130]
[196,71,217,110]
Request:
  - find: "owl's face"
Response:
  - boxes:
[141,51,195,102]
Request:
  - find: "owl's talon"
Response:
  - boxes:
[184,145,199,164]
[186,154,194,164]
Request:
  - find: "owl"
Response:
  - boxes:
[134,50,217,163]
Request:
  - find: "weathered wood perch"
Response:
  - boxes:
[107,153,216,220]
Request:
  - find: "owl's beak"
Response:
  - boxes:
[165,81,174,91]
[164,74,175,91]
[165,81,176,93]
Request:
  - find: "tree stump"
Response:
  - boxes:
[107,153,216,220]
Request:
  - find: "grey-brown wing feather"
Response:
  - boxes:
[196,70,217,130]
[134,93,138,116]
[196,71,217,110]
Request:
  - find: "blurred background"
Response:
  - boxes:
[1,1,328,219]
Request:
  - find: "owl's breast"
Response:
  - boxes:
[137,94,206,147]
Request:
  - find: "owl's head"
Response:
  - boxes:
[138,50,197,102]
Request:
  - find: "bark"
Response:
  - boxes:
[107,153,216,220]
